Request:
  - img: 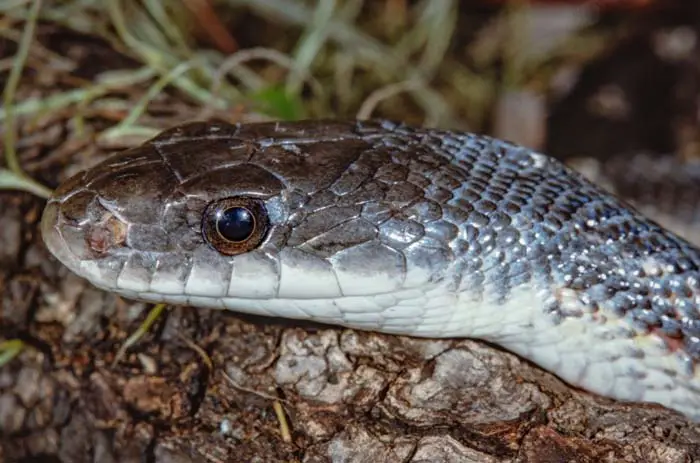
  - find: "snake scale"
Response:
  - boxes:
[40,119,700,421]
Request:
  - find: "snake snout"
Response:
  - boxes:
[41,181,131,272]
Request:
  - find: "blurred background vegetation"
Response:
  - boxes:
[2,0,697,199]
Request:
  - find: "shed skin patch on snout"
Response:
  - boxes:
[86,213,128,254]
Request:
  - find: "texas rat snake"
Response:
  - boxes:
[40,119,700,421]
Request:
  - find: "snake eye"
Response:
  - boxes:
[202,197,269,255]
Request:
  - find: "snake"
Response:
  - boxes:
[40,119,700,422]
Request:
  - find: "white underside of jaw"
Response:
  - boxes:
[101,243,433,301]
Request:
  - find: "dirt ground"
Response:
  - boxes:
[2,2,700,462]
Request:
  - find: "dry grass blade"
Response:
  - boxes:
[0,169,51,198]
[0,339,25,368]
[112,303,169,366]
[1,0,53,198]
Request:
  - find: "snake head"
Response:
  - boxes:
[41,120,457,324]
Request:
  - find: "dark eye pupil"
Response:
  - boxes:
[216,207,255,242]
